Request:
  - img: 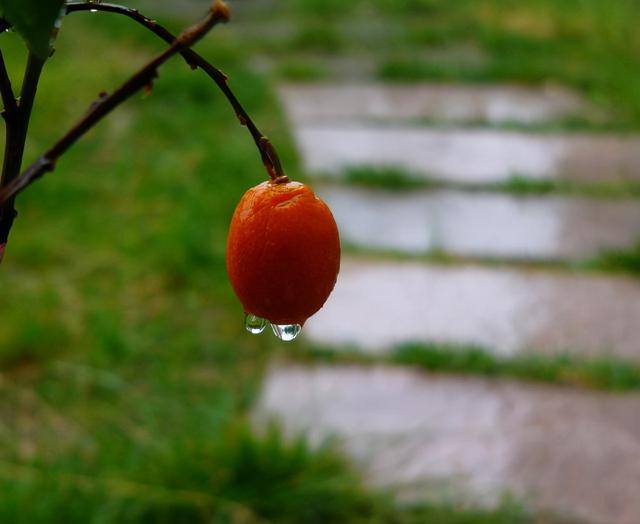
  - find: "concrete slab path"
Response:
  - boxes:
[257,363,640,524]
[305,258,640,359]
[280,83,592,125]
[292,125,640,184]
[319,185,640,260]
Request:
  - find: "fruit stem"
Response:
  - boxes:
[65,2,287,183]
[258,137,286,180]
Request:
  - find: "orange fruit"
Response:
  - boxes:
[226,178,340,327]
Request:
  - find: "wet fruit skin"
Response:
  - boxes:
[226,179,341,326]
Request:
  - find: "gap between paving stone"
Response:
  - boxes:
[317,185,640,261]
[292,125,640,184]
[304,258,640,360]
[256,363,640,524]
[279,83,595,125]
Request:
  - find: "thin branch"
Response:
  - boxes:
[0,1,229,206]
[0,50,18,117]
[17,52,46,130]
[64,1,284,179]
[0,52,46,256]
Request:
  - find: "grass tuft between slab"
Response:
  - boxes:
[296,342,640,392]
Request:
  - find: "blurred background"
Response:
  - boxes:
[1,0,639,522]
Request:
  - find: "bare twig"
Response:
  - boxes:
[0,1,230,206]
[64,1,284,180]
[0,50,18,117]
[0,52,46,259]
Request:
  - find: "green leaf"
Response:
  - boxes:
[0,0,65,60]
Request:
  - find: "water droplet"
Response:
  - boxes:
[271,323,302,342]
[244,314,267,335]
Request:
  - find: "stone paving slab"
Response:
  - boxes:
[279,83,592,125]
[256,363,640,524]
[293,125,640,184]
[319,185,640,260]
[305,258,640,359]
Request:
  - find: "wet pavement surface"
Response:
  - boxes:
[292,125,640,184]
[280,82,639,184]
[279,83,592,125]
[274,81,640,522]
[256,363,640,524]
[319,185,640,260]
[304,258,640,359]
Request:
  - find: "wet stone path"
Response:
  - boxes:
[281,84,640,184]
[305,258,640,359]
[293,125,640,184]
[259,81,640,523]
[318,185,640,261]
[279,83,593,125]
[257,364,640,524]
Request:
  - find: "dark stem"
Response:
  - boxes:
[64,1,284,180]
[0,52,45,258]
[0,1,229,207]
[0,50,18,117]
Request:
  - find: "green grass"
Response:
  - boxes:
[377,0,640,126]
[227,0,640,129]
[275,59,330,81]
[493,175,640,199]
[134,2,640,131]
[343,240,640,278]
[289,25,345,53]
[297,342,640,392]
[0,422,383,523]
[493,176,568,195]
[581,241,640,275]
[328,165,640,200]
[407,114,638,134]
[0,451,541,524]
[341,166,428,191]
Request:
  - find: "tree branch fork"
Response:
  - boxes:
[0,0,284,261]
